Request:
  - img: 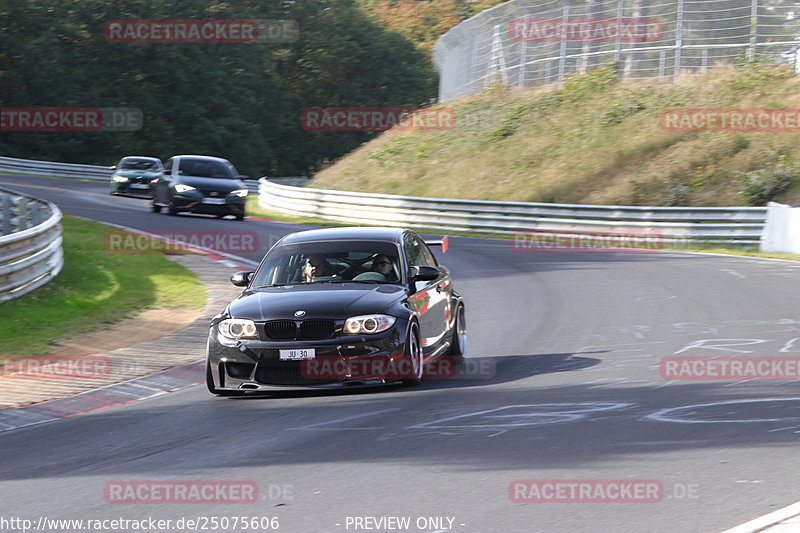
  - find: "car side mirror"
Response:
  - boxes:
[109,165,117,171]
[409,265,440,282]
[163,169,172,175]
[230,271,254,287]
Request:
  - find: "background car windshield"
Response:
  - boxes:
[251,241,401,286]
[120,159,158,170]
[178,159,236,179]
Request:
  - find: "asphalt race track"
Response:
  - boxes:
[2,175,800,533]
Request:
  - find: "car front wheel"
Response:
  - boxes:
[401,323,423,386]
[449,304,467,358]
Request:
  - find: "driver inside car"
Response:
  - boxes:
[302,254,334,283]
[370,254,398,282]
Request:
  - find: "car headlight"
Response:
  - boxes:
[174,184,196,193]
[230,189,248,198]
[343,314,396,335]
[218,319,258,339]
[112,176,129,182]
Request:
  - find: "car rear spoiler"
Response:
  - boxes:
[424,236,449,253]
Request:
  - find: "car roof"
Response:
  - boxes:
[279,227,408,245]
[120,156,161,161]
[171,155,231,163]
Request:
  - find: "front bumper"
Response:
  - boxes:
[172,194,246,216]
[111,180,154,196]
[207,321,409,391]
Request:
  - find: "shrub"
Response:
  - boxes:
[737,159,798,206]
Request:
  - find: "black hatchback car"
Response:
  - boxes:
[151,155,250,220]
[206,227,466,395]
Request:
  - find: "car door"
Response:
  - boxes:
[404,234,449,355]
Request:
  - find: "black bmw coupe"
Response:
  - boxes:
[206,227,466,395]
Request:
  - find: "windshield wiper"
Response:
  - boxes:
[329,280,384,284]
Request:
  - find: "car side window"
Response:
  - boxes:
[404,235,424,268]
[419,241,437,267]
[405,235,436,267]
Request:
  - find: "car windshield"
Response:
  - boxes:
[251,241,402,287]
[120,159,158,170]
[178,158,236,179]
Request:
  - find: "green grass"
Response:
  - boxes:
[0,216,206,357]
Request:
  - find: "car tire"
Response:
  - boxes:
[449,304,467,358]
[402,323,423,386]
[151,203,162,213]
[235,213,245,221]
[206,362,245,397]
[167,203,179,216]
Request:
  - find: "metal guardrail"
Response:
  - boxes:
[0,156,261,194]
[259,179,766,243]
[0,187,64,303]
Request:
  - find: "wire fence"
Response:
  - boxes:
[433,0,800,101]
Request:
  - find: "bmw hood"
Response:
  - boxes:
[227,284,406,321]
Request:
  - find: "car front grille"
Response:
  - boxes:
[300,319,335,340]
[264,319,336,340]
[264,320,297,340]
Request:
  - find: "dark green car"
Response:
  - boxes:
[109,156,164,197]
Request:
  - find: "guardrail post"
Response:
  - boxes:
[1,194,11,235]
[12,196,30,232]
[30,203,42,227]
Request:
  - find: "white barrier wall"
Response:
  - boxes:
[761,202,800,254]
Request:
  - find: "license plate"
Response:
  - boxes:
[279,348,315,361]
[130,183,149,189]
[202,198,226,205]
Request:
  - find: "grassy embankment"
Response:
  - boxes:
[250,62,800,260]
[311,62,800,206]
[0,216,206,357]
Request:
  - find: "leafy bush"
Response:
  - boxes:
[560,64,618,102]
[738,159,798,206]
[602,103,646,126]
[663,184,692,206]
